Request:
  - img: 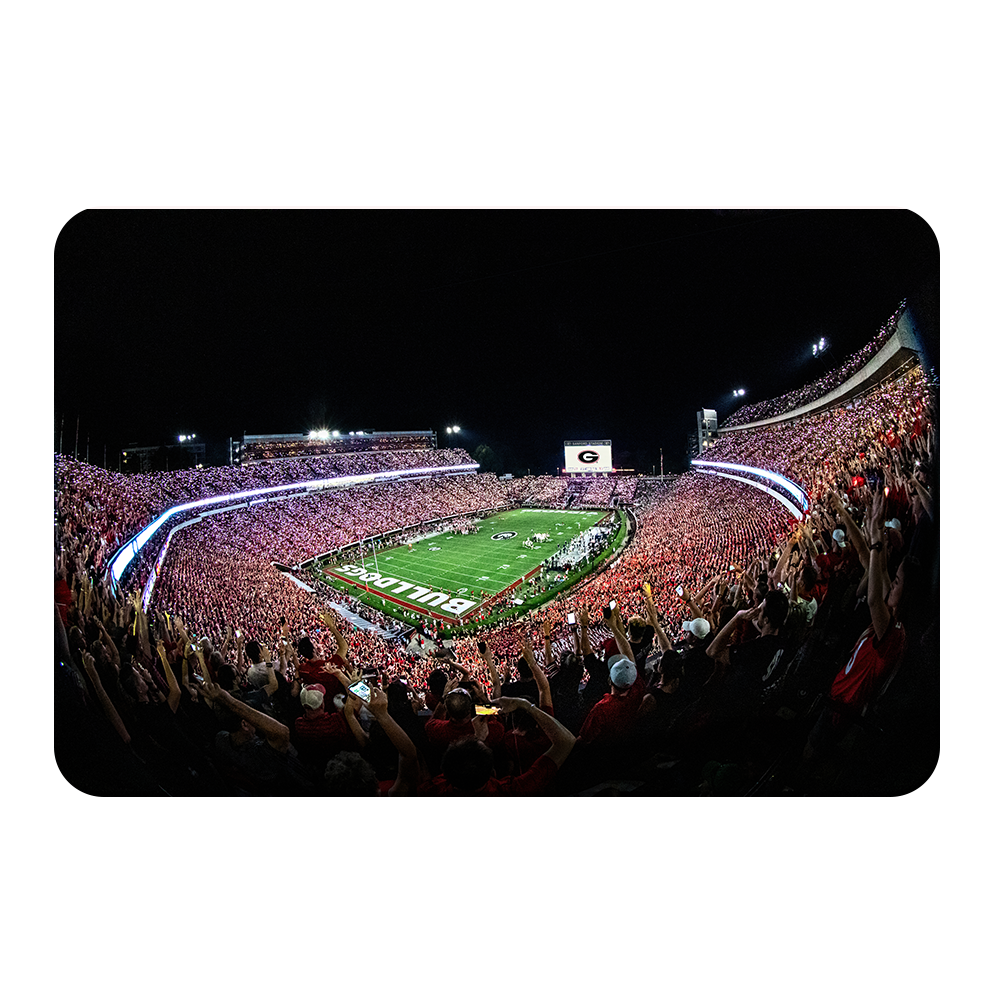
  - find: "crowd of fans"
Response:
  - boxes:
[55,349,938,795]
[54,446,476,576]
[242,432,435,463]
[721,301,908,426]
[707,366,934,508]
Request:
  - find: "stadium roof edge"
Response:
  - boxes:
[719,308,925,433]
[243,430,435,441]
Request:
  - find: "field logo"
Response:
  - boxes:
[578,450,600,464]
[326,563,475,615]
[492,531,517,540]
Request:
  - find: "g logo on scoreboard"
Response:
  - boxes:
[491,531,517,540]
[578,450,600,464]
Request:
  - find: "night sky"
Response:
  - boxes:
[54,209,939,475]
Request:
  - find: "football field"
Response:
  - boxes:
[316,508,609,625]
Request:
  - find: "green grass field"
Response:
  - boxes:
[315,508,610,626]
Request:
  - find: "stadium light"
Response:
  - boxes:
[733,389,745,397]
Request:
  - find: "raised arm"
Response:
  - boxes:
[319,609,351,662]
[706,604,759,667]
[679,584,706,621]
[202,679,290,752]
[479,641,502,700]
[908,474,934,523]
[520,633,552,713]
[800,520,821,561]
[578,606,593,657]
[367,686,418,796]
[156,639,182,714]
[865,493,893,641]
[829,490,871,569]
[541,617,555,668]
[343,692,370,750]
[606,604,635,663]
[769,533,797,588]
[643,588,673,652]
[81,650,132,744]
[692,574,719,607]
[493,696,576,768]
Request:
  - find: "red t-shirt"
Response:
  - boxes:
[830,621,907,709]
[503,705,554,774]
[55,578,74,626]
[425,716,505,749]
[293,709,355,757]
[577,676,646,745]
[418,753,559,796]
[299,655,348,712]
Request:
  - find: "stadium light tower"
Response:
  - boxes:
[812,337,828,357]
[732,389,746,398]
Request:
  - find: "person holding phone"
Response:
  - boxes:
[424,676,506,753]
[292,679,367,769]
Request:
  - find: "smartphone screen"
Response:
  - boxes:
[676,585,685,596]
[567,612,576,625]
[475,705,500,715]
[609,600,616,610]
[642,583,651,596]
[348,680,372,703]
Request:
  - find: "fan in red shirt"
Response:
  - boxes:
[418,696,576,796]
[799,491,911,777]
[292,683,366,765]
[295,610,352,712]
[424,686,506,750]
[577,653,646,745]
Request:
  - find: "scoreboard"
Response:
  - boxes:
[564,440,613,473]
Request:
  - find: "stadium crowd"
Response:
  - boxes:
[55,342,938,794]
[242,431,436,462]
[721,301,908,426]
[54,446,475,575]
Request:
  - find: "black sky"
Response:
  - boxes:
[54,209,939,474]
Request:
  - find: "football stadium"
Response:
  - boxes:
[54,211,939,798]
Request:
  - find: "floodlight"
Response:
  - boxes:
[453,425,460,432]
[178,434,185,442]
